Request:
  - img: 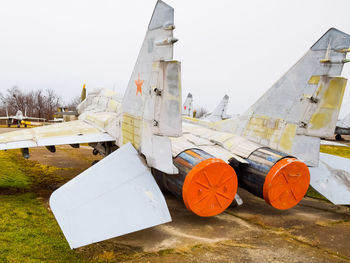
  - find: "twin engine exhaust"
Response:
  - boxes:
[153,147,310,217]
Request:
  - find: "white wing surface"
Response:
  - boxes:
[50,143,171,249]
[0,119,115,150]
[309,153,350,204]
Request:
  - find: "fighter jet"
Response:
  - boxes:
[334,112,350,140]
[183,28,350,205]
[0,0,348,250]
[182,93,231,121]
[0,108,46,127]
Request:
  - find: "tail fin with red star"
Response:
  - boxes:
[120,0,182,173]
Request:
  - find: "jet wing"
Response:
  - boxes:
[0,118,115,150]
[309,153,350,204]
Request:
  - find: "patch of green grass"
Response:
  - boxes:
[0,151,31,190]
[306,186,328,201]
[320,145,350,159]
[0,150,71,197]
[14,153,66,190]
[0,193,84,263]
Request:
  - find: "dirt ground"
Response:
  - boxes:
[1,128,350,262]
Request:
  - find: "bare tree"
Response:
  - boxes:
[0,87,62,120]
[44,89,61,120]
[66,96,81,111]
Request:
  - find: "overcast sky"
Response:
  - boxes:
[1,0,350,117]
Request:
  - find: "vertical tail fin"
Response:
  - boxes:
[120,0,181,174]
[226,28,350,166]
[206,94,229,122]
[182,92,193,117]
[122,0,177,117]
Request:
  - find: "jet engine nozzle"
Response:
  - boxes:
[263,157,310,210]
[234,148,310,210]
[153,149,237,217]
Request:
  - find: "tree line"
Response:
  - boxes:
[0,86,80,121]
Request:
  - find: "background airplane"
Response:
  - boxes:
[182,93,232,121]
[0,108,46,127]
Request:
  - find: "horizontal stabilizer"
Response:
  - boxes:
[50,143,171,248]
[309,153,350,204]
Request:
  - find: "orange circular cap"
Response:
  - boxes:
[263,158,310,210]
[182,158,237,217]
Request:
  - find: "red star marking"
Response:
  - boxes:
[184,106,187,110]
[135,73,144,96]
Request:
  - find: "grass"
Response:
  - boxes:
[0,148,143,262]
[0,150,89,262]
[0,193,84,263]
[0,150,71,197]
[306,186,328,201]
[0,151,31,190]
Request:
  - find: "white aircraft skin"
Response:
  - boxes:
[0,109,46,127]
[0,0,350,249]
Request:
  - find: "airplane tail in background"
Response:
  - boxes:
[182,93,193,117]
[223,28,350,166]
[205,94,229,122]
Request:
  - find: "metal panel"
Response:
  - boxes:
[303,77,347,137]
[50,143,171,249]
[153,61,182,137]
